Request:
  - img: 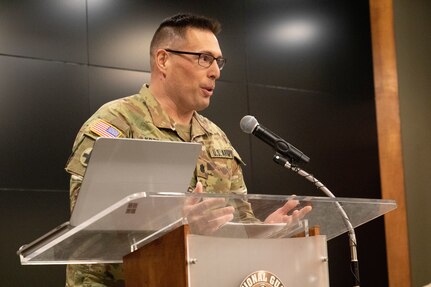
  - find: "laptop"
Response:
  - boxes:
[70,137,202,226]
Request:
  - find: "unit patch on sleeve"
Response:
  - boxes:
[90,119,123,138]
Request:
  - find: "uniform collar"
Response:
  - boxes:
[139,84,218,139]
[191,112,219,139]
[139,84,175,130]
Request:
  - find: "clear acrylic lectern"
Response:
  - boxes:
[17,191,396,287]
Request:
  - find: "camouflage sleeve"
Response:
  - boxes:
[66,263,124,287]
[229,156,260,223]
[69,175,81,213]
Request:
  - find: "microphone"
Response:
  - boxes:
[240,115,310,164]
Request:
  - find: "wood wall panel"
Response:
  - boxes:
[369,0,412,286]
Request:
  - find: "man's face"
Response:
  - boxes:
[164,28,222,113]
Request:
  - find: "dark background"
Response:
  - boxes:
[0,0,386,286]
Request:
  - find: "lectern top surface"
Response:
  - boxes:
[17,191,396,265]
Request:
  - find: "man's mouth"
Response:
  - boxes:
[201,86,215,96]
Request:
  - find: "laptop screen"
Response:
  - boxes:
[70,138,201,226]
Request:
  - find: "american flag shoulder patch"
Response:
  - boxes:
[90,119,123,138]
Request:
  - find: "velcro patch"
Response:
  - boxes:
[209,149,233,159]
[80,147,93,167]
[90,119,123,138]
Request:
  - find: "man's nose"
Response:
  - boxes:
[208,61,221,80]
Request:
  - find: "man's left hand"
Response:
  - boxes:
[264,199,312,224]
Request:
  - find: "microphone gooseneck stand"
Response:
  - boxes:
[273,153,360,287]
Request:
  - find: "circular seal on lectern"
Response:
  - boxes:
[240,270,285,287]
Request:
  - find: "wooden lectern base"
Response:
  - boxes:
[123,225,190,287]
[123,224,320,286]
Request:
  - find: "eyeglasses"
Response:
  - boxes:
[165,49,226,70]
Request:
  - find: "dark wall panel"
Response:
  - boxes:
[247,84,381,198]
[87,0,155,71]
[245,0,374,94]
[87,0,246,82]
[89,66,150,113]
[0,0,87,63]
[0,190,69,287]
[0,56,89,190]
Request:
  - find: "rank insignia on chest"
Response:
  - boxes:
[90,119,123,138]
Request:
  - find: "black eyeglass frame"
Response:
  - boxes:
[165,49,226,70]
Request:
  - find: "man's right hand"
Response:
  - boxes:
[183,182,235,235]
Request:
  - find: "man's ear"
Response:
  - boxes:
[155,49,169,74]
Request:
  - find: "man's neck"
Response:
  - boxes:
[149,83,194,125]
[162,104,194,125]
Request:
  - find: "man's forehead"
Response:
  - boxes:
[179,28,222,54]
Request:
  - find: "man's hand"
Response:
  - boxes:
[183,182,235,235]
[264,198,312,224]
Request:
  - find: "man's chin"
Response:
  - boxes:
[195,100,211,112]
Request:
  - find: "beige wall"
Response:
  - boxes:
[393,0,431,286]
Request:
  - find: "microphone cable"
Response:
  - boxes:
[273,154,360,287]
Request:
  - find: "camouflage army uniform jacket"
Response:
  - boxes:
[65,84,253,287]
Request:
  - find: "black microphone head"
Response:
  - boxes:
[240,115,259,134]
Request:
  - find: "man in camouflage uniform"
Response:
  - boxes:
[65,13,251,287]
[65,13,309,287]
